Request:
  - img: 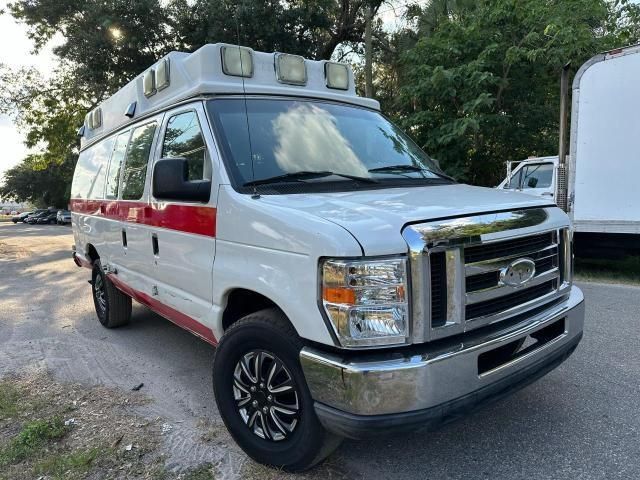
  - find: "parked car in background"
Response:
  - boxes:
[12,211,33,223]
[57,210,71,225]
[37,211,60,224]
[26,211,50,224]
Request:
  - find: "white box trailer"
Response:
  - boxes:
[499,44,640,249]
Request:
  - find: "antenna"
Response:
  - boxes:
[235,0,259,199]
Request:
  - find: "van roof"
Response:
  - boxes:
[80,43,380,149]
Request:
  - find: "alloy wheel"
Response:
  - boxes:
[232,350,300,442]
[93,274,107,313]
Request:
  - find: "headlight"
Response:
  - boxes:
[320,257,409,347]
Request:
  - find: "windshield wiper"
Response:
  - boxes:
[243,170,378,187]
[368,164,424,173]
[368,164,455,182]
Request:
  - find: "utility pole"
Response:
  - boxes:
[364,2,373,98]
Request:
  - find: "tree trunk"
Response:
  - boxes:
[364,3,373,98]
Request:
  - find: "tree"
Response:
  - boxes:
[1,0,384,197]
[0,155,74,207]
[392,0,640,185]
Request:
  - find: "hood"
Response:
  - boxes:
[258,184,552,255]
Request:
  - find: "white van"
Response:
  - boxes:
[71,44,584,471]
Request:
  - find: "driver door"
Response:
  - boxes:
[520,163,555,200]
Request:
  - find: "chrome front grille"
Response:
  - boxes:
[402,208,573,342]
[463,231,560,321]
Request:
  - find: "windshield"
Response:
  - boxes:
[207,98,450,193]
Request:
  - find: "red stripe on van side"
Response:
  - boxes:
[107,273,218,346]
[69,199,216,237]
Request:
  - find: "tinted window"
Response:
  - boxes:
[121,122,157,200]
[523,163,553,189]
[71,137,115,199]
[105,131,130,199]
[207,98,448,193]
[162,111,208,181]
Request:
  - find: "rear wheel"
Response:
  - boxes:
[213,309,341,472]
[91,260,131,328]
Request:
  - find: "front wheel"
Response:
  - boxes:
[213,309,341,472]
[91,260,131,328]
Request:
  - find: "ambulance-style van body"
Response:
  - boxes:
[71,44,585,471]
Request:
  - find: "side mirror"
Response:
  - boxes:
[527,177,538,188]
[152,158,211,202]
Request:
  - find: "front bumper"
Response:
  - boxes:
[300,286,584,438]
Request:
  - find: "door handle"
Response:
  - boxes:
[151,233,159,256]
[121,229,127,248]
[541,192,554,197]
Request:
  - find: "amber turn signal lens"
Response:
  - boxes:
[323,287,356,305]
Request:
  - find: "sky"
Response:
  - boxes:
[0,0,417,183]
[0,0,59,181]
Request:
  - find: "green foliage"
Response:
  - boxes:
[0,417,67,467]
[391,0,640,185]
[34,447,103,479]
[0,154,74,207]
[0,383,20,420]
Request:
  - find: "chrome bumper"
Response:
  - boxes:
[300,286,584,434]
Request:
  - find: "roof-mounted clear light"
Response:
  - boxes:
[275,53,307,85]
[156,58,170,91]
[325,62,349,90]
[143,69,156,97]
[221,45,253,77]
[92,108,102,129]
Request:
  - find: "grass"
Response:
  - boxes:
[0,383,21,420]
[34,447,104,480]
[574,254,640,285]
[0,418,68,467]
[181,464,217,480]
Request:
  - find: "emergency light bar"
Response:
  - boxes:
[80,43,379,146]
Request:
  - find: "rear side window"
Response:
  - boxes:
[121,122,157,200]
[162,111,208,181]
[105,131,130,199]
[71,137,115,199]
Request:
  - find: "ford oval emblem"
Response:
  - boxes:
[500,258,536,287]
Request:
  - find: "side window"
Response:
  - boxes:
[71,137,114,199]
[161,111,209,181]
[121,122,157,200]
[506,168,523,189]
[522,163,554,189]
[105,131,130,200]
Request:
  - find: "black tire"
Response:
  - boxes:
[91,260,132,328]
[213,308,341,472]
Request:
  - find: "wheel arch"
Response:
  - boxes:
[220,288,296,334]
[85,243,100,264]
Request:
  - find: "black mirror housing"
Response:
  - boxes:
[152,158,211,202]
